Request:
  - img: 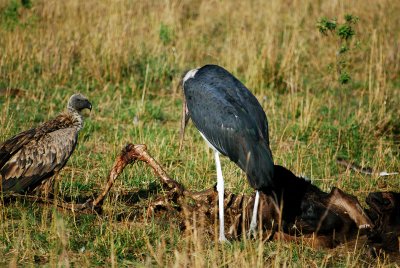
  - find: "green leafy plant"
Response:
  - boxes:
[1,0,20,30]
[0,0,35,30]
[21,0,32,9]
[317,14,359,85]
[159,23,173,45]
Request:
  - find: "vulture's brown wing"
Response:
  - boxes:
[0,128,37,168]
[0,114,71,168]
[1,128,78,192]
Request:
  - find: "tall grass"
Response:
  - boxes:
[0,0,399,266]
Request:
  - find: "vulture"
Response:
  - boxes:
[0,93,92,193]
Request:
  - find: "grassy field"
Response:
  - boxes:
[0,0,399,266]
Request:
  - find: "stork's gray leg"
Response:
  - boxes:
[248,190,260,238]
[214,150,227,242]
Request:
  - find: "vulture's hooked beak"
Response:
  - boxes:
[179,96,190,152]
[86,100,93,112]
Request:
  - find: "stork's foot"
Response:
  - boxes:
[219,235,230,244]
[248,211,259,239]
[247,226,258,239]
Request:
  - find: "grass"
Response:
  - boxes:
[0,0,399,266]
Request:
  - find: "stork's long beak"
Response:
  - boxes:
[179,96,190,152]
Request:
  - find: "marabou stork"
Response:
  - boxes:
[180,65,274,241]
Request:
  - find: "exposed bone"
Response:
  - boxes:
[326,187,373,229]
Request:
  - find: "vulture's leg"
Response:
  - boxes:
[36,176,56,200]
[248,190,260,238]
[214,150,227,242]
[52,171,61,197]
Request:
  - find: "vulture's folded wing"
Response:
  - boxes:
[0,128,37,168]
[0,114,71,168]
[1,128,78,192]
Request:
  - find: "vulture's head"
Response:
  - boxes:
[68,93,92,113]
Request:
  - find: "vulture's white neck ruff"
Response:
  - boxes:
[67,107,84,131]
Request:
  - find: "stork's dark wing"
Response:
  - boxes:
[1,128,77,192]
[184,65,274,189]
[187,65,270,141]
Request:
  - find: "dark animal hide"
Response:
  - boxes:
[366,192,400,256]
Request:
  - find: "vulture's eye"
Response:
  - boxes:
[382,198,391,207]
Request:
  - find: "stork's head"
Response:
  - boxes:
[68,93,92,113]
[182,68,198,88]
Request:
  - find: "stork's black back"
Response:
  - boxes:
[183,64,274,190]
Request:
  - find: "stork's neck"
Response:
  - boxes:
[67,107,84,131]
